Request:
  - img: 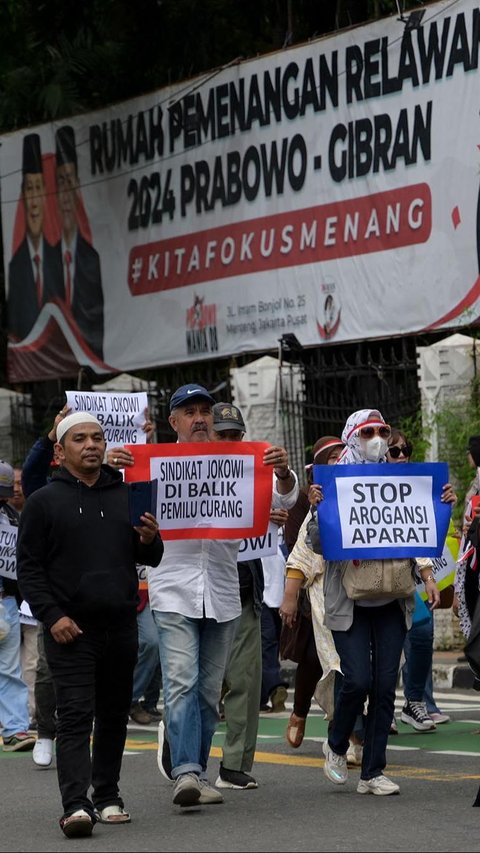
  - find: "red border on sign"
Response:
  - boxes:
[124,441,273,540]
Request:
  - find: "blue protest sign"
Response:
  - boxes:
[313,462,451,560]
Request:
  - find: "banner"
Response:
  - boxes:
[0,524,17,580]
[124,441,272,540]
[65,389,148,448]
[1,0,480,381]
[313,462,451,559]
[238,521,278,560]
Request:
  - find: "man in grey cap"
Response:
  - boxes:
[149,385,298,807]
[17,413,164,838]
[0,459,35,754]
[8,133,63,342]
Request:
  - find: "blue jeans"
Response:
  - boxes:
[0,596,30,737]
[132,605,160,704]
[153,610,238,778]
[330,601,406,780]
[402,613,433,702]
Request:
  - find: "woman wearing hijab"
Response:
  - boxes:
[280,436,344,751]
[319,409,440,796]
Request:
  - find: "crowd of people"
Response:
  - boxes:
[0,388,472,837]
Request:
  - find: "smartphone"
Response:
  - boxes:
[128,479,158,527]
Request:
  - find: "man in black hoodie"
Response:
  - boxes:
[17,413,163,838]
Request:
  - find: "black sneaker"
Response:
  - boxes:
[157,720,173,781]
[215,763,258,789]
[401,700,436,732]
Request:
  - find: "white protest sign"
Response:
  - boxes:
[0,523,17,580]
[337,476,437,550]
[65,390,148,448]
[152,452,255,531]
[238,522,278,560]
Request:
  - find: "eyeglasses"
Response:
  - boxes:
[387,444,412,459]
[359,426,391,439]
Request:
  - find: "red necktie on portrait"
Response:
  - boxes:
[64,249,72,306]
[33,253,42,306]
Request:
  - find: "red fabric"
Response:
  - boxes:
[137,588,149,613]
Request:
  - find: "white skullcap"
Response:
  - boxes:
[56,413,104,443]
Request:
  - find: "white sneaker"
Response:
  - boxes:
[32,738,54,768]
[357,775,400,796]
[198,780,224,804]
[346,740,363,766]
[429,711,450,725]
[322,739,348,785]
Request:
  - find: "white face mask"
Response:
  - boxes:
[364,436,388,462]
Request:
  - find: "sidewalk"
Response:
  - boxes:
[280,649,476,691]
[432,649,476,690]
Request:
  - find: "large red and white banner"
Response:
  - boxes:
[1,0,480,380]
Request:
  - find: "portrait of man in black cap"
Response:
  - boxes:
[7,133,63,342]
[54,125,104,360]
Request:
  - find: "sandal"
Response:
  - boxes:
[60,809,94,838]
[286,713,306,748]
[94,804,131,824]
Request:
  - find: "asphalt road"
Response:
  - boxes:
[3,688,480,853]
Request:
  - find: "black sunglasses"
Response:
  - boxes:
[388,444,412,459]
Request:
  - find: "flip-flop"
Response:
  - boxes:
[94,805,131,824]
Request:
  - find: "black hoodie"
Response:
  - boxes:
[17,464,164,630]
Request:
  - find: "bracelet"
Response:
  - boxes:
[275,468,291,481]
[422,574,434,582]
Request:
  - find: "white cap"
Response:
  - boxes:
[56,413,104,443]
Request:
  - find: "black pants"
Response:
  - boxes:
[44,618,138,817]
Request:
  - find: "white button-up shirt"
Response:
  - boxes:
[148,470,299,622]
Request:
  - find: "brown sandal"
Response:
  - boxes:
[286,713,306,748]
[60,809,94,838]
[94,805,131,824]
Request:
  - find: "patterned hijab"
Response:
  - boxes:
[337,408,389,465]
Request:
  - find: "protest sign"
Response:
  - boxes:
[0,524,17,580]
[417,526,459,599]
[238,522,278,560]
[65,390,148,448]
[125,441,272,540]
[313,462,451,559]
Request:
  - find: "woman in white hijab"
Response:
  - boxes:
[320,409,439,797]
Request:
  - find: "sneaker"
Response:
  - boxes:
[389,717,398,735]
[172,772,202,807]
[401,700,436,732]
[357,775,400,796]
[3,732,36,752]
[270,685,288,712]
[129,702,154,725]
[322,739,348,785]
[60,809,94,838]
[215,764,258,789]
[198,779,224,803]
[32,738,54,768]
[157,720,173,781]
[429,711,450,725]
[346,740,363,766]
